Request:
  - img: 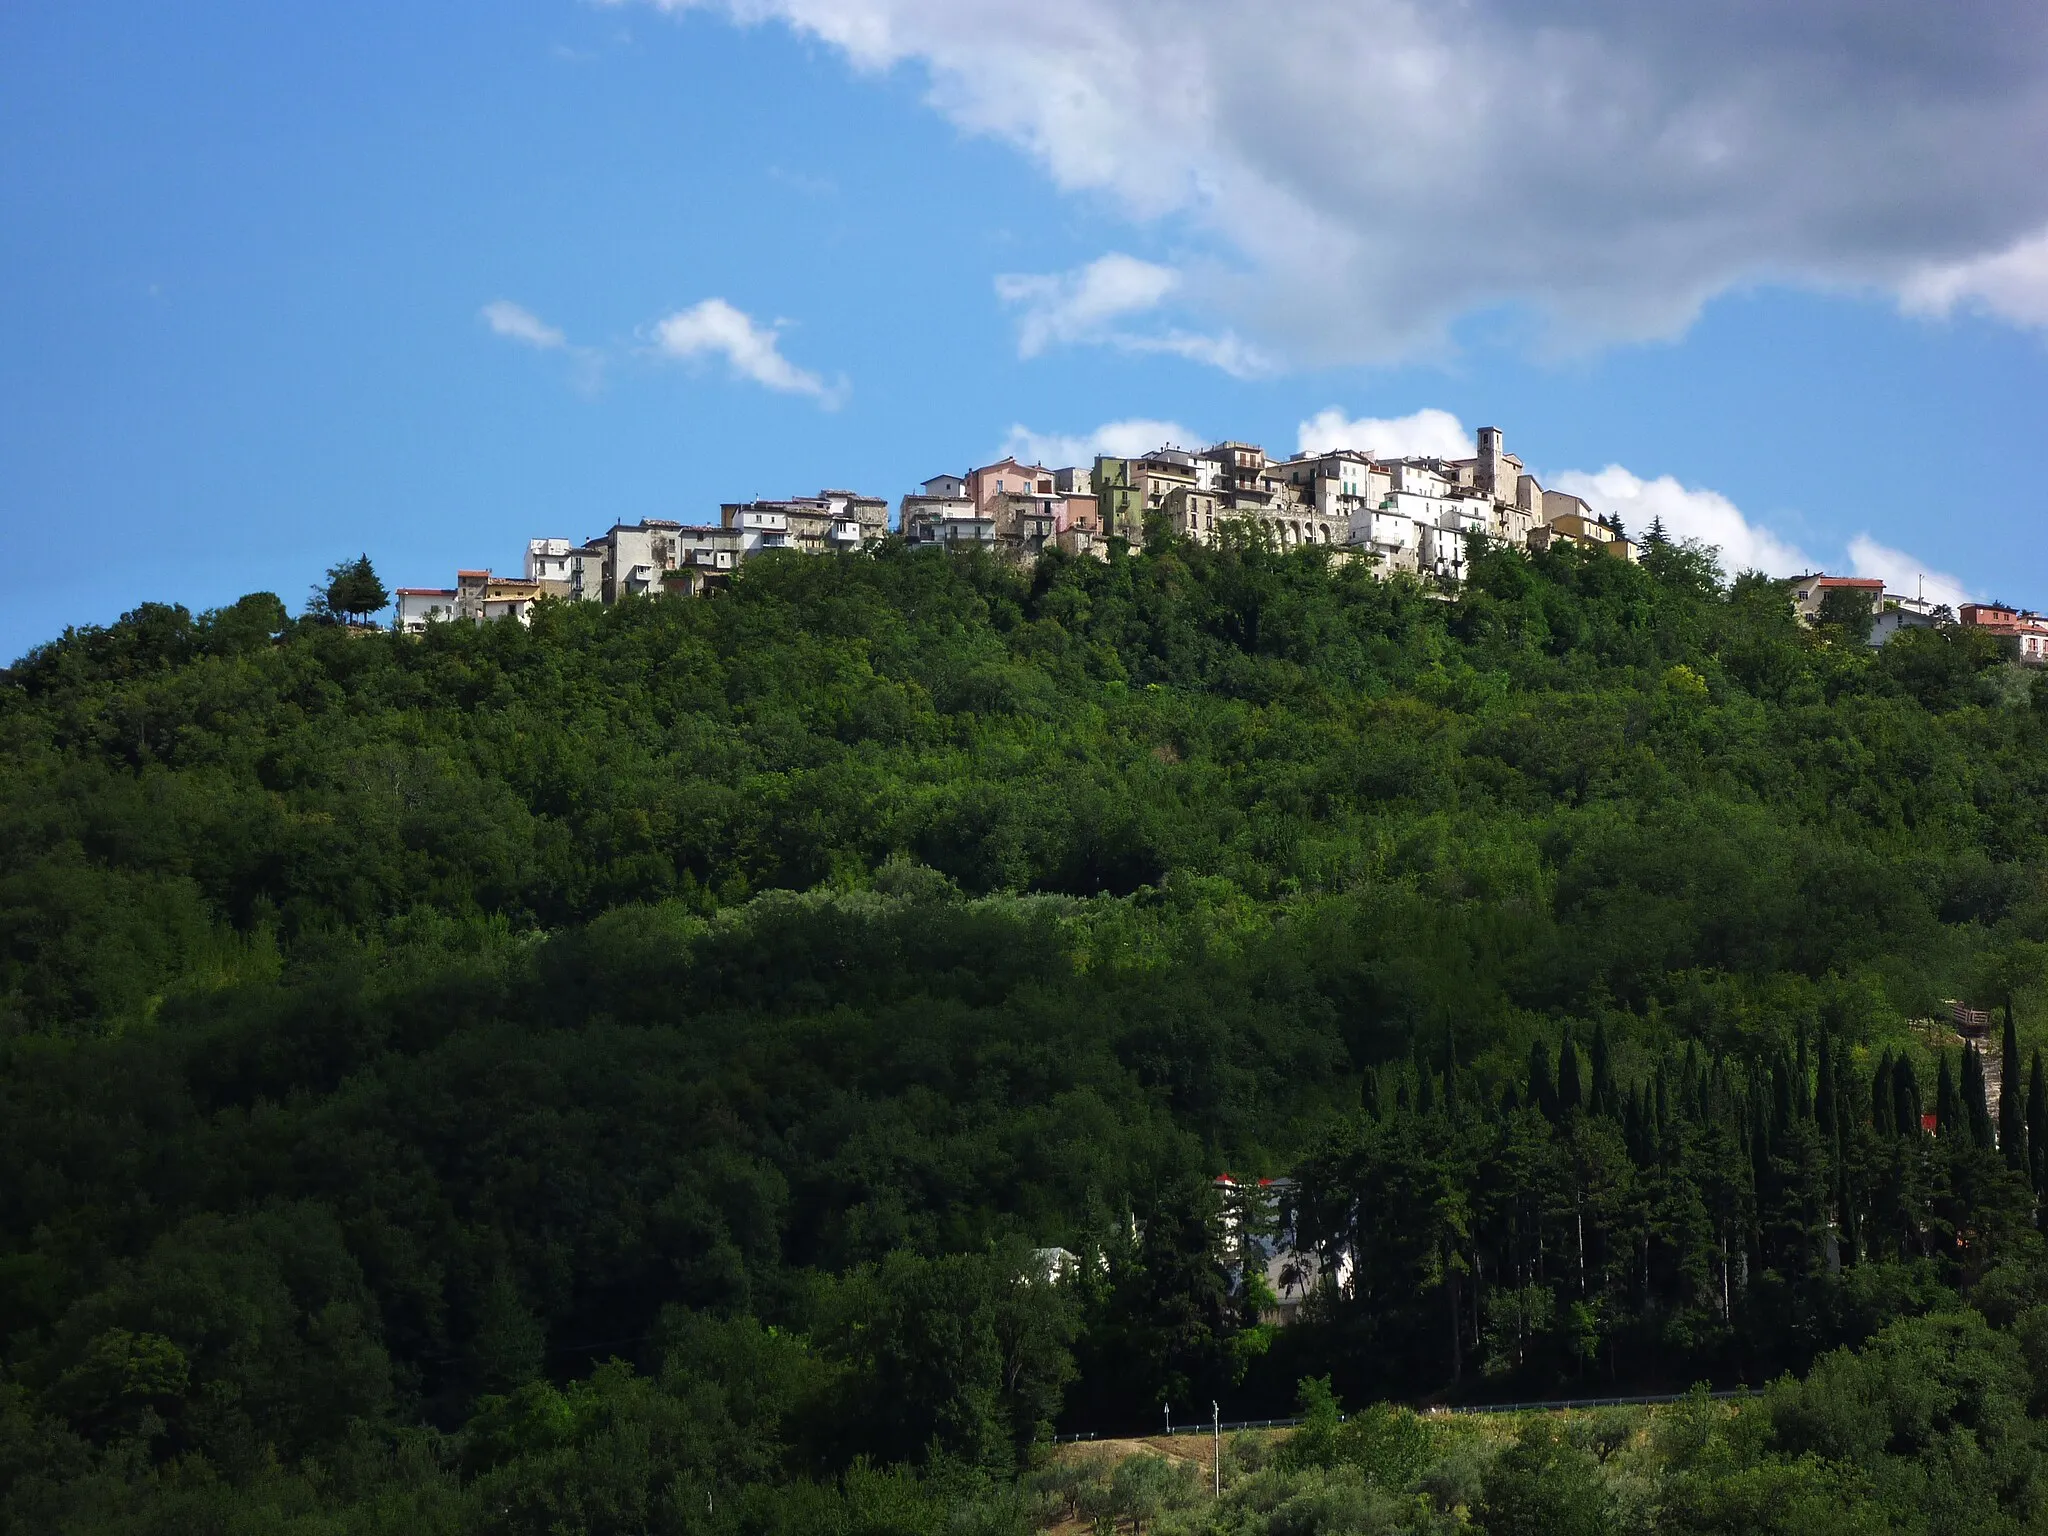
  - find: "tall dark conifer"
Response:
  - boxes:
[1895,1057,1922,1139]
[1965,1045,1995,1150]
[1590,1020,1614,1118]
[1937,1053,1960,1139]
[1557,1029,1583,1117]
[1528,1039,1557,1121]
[1361,1067,1381,1120]
[2030,1051,2048,1196]
[1796,1022,1811,1119]
[1654,1060,1673,1158]
[1816,1033,1837,1138]
[1442,1026,1461,1121]
[1872,1051,1894,1138]
[2002,1007,2026,1171]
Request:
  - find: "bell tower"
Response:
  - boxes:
[1476,426,1508,502]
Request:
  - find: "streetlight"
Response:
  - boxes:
[1212,1402,1221,1498]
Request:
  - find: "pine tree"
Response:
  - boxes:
[1415,1038,1437,1117]
[1558,1029,1584,1117]
[2002,1006,2026,1171]
[315,554,389,624]
[1442,1026,1461,1121]
[1872,1051,1894,1138]
[1361,1067,1381,1119]
[1796,1023,1811,1120]
[1937,1053,1959,1139]
[1644,514,1670,548]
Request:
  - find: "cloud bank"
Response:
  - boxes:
[999,417,1201,467]
[995,254,1264,375]
[651,298,843,404]
[1547,466,1816,577]
[482,300,568,350]
[1845,536,1975,612]
[1297,407,1474,462]
[624,0,2048,363]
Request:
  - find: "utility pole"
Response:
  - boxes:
[1213,1402,1221,1498]
[1164,1402,1172,1438]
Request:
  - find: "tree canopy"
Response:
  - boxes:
[5,528,2048,1531]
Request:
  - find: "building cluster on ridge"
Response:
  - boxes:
[392,423,2046,661]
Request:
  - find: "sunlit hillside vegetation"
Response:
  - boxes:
[5,530,2048,1533]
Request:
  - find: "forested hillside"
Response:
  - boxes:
[6,529,2048,1533]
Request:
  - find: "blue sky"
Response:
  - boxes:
[4,0,2046,660]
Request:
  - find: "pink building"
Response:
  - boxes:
[967,458,1058,516]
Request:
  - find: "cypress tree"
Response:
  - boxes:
[1965,1045,1994,1150]
[1501,1083,1520,1115]
[1558,1028,1584,1116]
[1528,1039,1557,1121]
[1406,1037,1432,1116]
[1442,1027,1461,1120]
[1937,1053,1959,1139]
[1816,1032,1837,1138]
[1591,1019,1614,1118]
[1654,1060,1672,1156]
[1895,1056,1922,1140]
[2002,1006,2026,1171]
[1770,1053,1794,1141]
[2030,1051,2048,1196]
[1361,1067,1381,1119]
[1796,1022,1811,1119]
[1871,1050,1894,1138]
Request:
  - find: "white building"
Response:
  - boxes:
[525,538,604,601]
[393,588,459,633]
[901,495,995,548]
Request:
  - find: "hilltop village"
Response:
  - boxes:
[394,424,2045,657]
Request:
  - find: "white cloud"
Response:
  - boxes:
[650,298,842,403]
[999,417,1201,467]
[1899,224,2048,328]
[995,253,1264,375]
[622,0,2048,363]
[1846,535,1976,609]
[1548,466,1815,577]
[995,253,1177,354]
[1297,407,1474,461]
[482,300,568,350]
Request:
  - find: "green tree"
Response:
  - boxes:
[315,553,389,623]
